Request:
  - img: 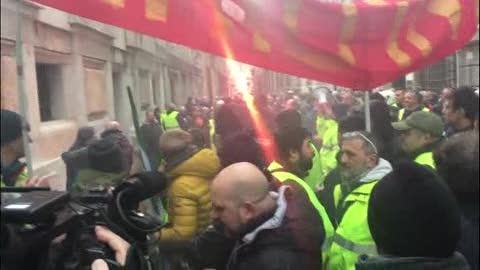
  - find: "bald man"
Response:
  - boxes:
[95,162,323,270]
[209,162,323,270]
[210,162,276,237]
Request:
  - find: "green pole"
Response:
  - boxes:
[127,86,152,170]
[16,0,33,176]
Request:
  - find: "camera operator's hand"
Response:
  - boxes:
[91,259,109,270]
[25,172,55,187]
[94,226,130,267]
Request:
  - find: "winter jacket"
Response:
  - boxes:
[152,185,324,270]
[226,186,323,270]
[160,148,220,241]
[62,147,90,191]
[457,202,479,270]
[355,252,470,270]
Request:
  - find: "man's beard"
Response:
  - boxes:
[340,166,369,182]
[294,155,313,178]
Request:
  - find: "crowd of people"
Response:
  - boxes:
[1,85,479,270]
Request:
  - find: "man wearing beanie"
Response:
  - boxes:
[357,161,469,269]
[393,111,444,169]
[1,110,29,187]
[72,138,128,192]
[157,129,220,241]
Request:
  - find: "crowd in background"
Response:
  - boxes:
[1,84,479,270]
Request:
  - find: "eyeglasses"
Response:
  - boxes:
[342,131,378,154]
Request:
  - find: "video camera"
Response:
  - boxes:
[1,171,168,270]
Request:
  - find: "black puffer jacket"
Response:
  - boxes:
[226,222,322,270]
[126,186,323,270]
[225,187,323,270]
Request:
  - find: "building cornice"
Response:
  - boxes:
[2,0,41,19]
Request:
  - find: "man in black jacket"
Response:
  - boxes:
[93,162,323,270]
[434,131,479,270]
[140,110,163,169]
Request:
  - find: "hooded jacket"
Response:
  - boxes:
[226,186,323,270]
[160,148,220,241]
[355,252,470,270]
[327,158,393,270]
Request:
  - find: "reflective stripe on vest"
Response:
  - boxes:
[317,117,339,179]
[209,119,216,152]
[162,111,180,130]
[268,161,334,251]
[331,181,378,253]
[304,143,323,191]
[332,233,377,255]
[415,152,436,170]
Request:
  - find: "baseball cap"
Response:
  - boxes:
[392,111,444,137]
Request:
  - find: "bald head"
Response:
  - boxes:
[212,162,269,203]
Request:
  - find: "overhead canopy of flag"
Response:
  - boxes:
[30,0,478,89]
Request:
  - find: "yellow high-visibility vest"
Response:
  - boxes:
[161,111,180,130]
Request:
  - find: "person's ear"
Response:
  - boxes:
[367,154,378,168]
[239,202,256,221]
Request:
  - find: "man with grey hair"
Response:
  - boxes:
[326,131,392,270]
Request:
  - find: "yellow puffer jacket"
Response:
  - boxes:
[161,149,220,241]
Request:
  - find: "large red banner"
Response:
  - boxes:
[30,0,478,89]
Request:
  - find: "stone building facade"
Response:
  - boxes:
[1,0,323,190]
[0,0,221,189]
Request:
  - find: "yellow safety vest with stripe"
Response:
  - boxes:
[0,168,29,187]
[317,116,339,180]
[304,142,323,191]
[268,161,334,251]
[209,119,216,152]
[325,181,378,270]
[414,152,436,170]
[397,107,430,121]
[161,111,180,130]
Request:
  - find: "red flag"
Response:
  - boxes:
[30,0,478,89]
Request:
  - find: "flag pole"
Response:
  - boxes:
[127,86,152,171]
[16,0,33,176]
[364,91,371,132]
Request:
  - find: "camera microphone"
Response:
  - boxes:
[114,171,168,209]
